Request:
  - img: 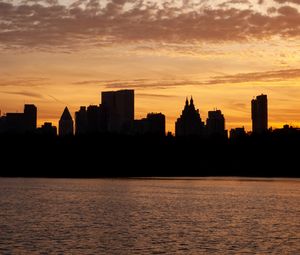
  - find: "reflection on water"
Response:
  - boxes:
[0,178,299,254]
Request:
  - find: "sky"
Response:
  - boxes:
[1,0,300,132]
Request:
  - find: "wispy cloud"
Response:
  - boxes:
[0,77,49,87]
[136,93,177,98]
[72,68,300,90]
[1,90,44,98]
[205,68,300,85]
[47,94,65,104]
[1,0,300,50]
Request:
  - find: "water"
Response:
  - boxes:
[0,178,299,254]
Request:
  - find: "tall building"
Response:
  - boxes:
[101,89,134,133]
[23,104,37,132]
[146,113,165,136]
[75,106,87,135]
[59,107,73,136]
[39,122,57,136]
[0,115,5,133]
[251,94,268,134]
[230,127,246,139]
[133,113,165,136]
[5,113,24,133]
[4,104,37,133]
[206,109,226,137]
[175,97,204,136]
[86,105,101,133]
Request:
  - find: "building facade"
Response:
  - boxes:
[251,94,268,134]
[1,104,37,134]
[101,89,134,133]
[59,107,74,136]
[206,109,226,137]
[133,113,165,136]
[175,97,204,136]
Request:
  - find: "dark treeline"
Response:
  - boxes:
[0,132,299,178]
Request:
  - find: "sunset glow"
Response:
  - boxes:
[1,0,300,132]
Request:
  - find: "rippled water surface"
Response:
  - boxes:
[0,178,299,254]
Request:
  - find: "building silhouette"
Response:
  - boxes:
[230,127,246,139]
[101,89,134,133]
[175,97,204,136]
[146,113,165,136]
[39,122,57,136]
[23,104,37,132]
[59,107,73,136]
[1,104,37,134]
[0,114,5,133]
[75,106,88,135]
[134,113,165,136]
[206,109,227,137]
[251,94,268,134]
[86,105,100,134]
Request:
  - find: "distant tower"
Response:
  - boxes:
[59,107,73,136]
[101,89,134,133]
[206,109,226,137]
[175,97,204,136]
[75,106,88,135]
[24,104,37,131]
[146,113,166,136]
[251,94,268,134]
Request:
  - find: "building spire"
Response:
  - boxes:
[190,96,194,106]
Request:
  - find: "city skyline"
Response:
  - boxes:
[1,0,300,132]
[1,89,297,135]
[1,89,292,136]
[1,89,298,134]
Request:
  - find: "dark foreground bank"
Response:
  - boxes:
[0,133,299,177]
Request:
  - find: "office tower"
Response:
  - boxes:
[0,115,4,133]
[206,109,226,137]
[101,89,134,133]
[5,112,24,133]
[133,113,166,136]
[39,122,57,136]
[24,104,37,131]
[59,107,73,136]
[86,105,101,133]
[75,106,88,135]
[4,104,37,133]
[146,113,165,136]
[175,97,204,136]
[230,127,246,139]
[251,94,268,134]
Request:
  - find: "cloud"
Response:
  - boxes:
[204,68,300,85]
[1,90,44,98]
[47,94,65,104]
[71,68,300,90]
[0,77,49,87]
[273,0,300,4]
[1,0,300,50]
[136,93,177,98]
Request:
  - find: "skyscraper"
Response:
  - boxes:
[59,107,73,136]
[24,104,37,132]
[206,109,226,137]
[133,113,166,136]
[75,106,87,135]
[251,94,268,134]
[86,105,101,133]
[4,104,37,133]
[101,89,134,133]
[175,97,204,136]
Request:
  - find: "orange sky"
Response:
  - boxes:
[1,0,300,132]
